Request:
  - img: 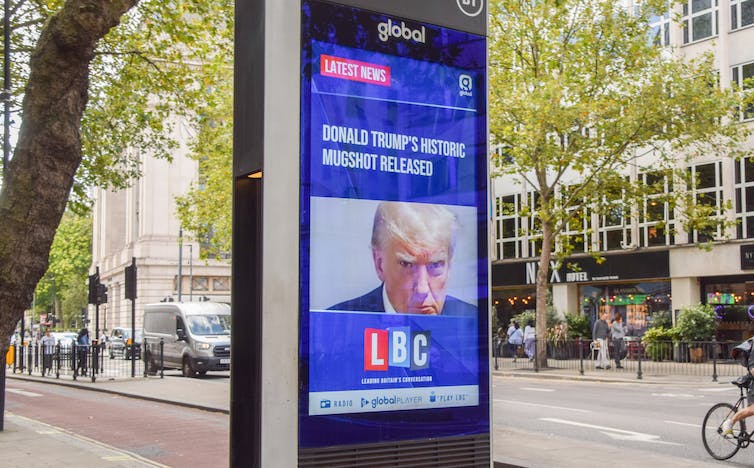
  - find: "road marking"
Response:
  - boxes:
[520,387,555,392]
[698,387,736,393]
[7,388,43,397]
[103,455,133,461]
[541,417,682,445]
[36,430,60,435]
[664,420,699,428]
[495,399,592,413]
[650,392,701,399]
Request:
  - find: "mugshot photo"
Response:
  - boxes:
[308,196,479,316]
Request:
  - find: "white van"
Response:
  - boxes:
[143,302,231,377]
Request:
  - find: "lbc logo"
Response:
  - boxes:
[364,327,430,371]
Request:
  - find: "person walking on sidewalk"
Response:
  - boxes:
[593,312,611,369]
[524,320,536,362]
[40,329,56,377]
[610,312,627,369]
[507,321,523,361]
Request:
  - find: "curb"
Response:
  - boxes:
[7,373,230,415]
[492,369,727,386]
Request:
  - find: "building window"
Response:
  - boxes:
[598,200,632,251]
[735,159,754,238]
[690,162,724,243]
[732,61,754,121]
[681,0,718,44]
[212,277,230,291]
[639,172,674,247]
[495,194,521,260]
[191,277,209,291]
[731,0,754,30]
[558,186,588,254]
[649,10,671,46]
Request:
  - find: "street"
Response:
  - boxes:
[493,374,752,467]
[6,372,754,467]
[5,375,229,467]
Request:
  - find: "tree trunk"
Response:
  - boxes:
[0,0,139,431]
[535,219,554,369]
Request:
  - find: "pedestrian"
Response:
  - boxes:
[76,328,90,376]
[611,312,627,369]
[40,329,56,377]
[524,320,536,362]
[593,311,611,369]
[507,321,523,361]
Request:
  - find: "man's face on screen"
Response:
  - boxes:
[373,237,450,315]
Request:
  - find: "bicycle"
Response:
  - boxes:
[702,376,753,460]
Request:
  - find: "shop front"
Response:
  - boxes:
[492,250,671,335]
[701,274,754,341]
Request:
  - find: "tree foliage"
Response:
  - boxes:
[0,0,233,362]
[489,0,752,366]
[33,211,92,329]
[175,67,232,259]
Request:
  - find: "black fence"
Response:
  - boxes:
[492,337,748,381]
[8,338,165,382]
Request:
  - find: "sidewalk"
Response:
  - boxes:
[3,369,734,467]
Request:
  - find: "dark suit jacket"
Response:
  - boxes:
[328,285,477,317]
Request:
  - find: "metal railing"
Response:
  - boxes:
[493,337,748,381]
[9,339,164,382]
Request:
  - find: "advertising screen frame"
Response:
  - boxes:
[298,0,489,449]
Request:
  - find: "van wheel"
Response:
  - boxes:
[182,357,197,378]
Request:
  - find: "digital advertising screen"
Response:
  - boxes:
[299,0,488,448]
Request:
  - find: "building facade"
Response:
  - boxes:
[491,0,754,341]
[90,121,231,334]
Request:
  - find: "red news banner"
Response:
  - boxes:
[320,54,391,87]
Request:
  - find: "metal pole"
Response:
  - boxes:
[95,266,100,347]
[189,244,193,302]
[177,229,183,301]
[712,337,718,383]
[637,340,643,380]
[131,258,136,378]
[2,0,11,183]
[579,337,584,376]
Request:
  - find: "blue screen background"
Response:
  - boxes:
[300,0,489,448]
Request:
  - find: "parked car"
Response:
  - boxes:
[108,327,142,360]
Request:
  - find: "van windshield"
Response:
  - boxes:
[186,315,231,336]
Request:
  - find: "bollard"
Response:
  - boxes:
[579,337,584,376]
[12,343,16,374]
[27,344,32,375]
[534,338,539,373]
[712,337,718,383]
[91,345,98,383]
[494,337,499,371]
[160,338,165,379]
[143,338,148,378]
[72,342,77,381]
[637,340,643,380]
[34,343,39,371]
[55,344,60,379]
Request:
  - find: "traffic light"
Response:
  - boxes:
[97,283,108,304]
[88,272,99,305]
[125,259,137,300]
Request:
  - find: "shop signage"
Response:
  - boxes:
[492,250,670,286]
[741,244,754,270]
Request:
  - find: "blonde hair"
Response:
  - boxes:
[371,201,458,257]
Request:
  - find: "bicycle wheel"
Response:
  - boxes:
[702,402,744,460]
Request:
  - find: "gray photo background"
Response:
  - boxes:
[309,196,479,310]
